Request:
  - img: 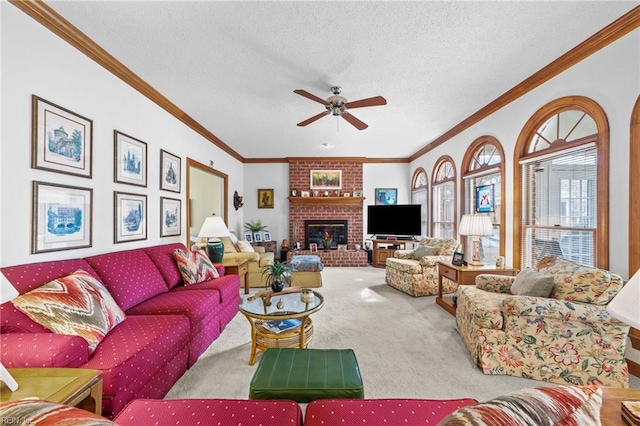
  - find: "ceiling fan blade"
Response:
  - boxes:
[294,89,329,105]
[345,96,387,109]
[297,111,329,127]
[341,112,368,130]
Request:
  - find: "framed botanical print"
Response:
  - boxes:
[114,191,147,243]
[32,181,93,253]
[31,96,93,178]
[258,188,274,208]
[114,131,147,187]
[160,197,181,237]
[160,149,181,193]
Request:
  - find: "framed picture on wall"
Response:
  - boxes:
[31,181,93,254]
[114,131,147,187]
[375,188,397,205]
[114,191,147,243]
[310,170,342,190]
[160,150,181,193]
[258,188,274,208]
[160,197,181,237]
[476,184,495,213]
[31,96,93,178]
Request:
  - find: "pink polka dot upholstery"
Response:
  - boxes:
[85,250,168,311]
[113,399,303,426]
[1,333,88,367]
[304,398,479,426]
[143,243,187,289]
[171,274,240,304]
[125,290,221,366]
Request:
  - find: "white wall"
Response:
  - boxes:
[0,4,243,266]
[408,29,640,365]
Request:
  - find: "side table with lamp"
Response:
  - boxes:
[197,215,230,263]
[458,213,494,266]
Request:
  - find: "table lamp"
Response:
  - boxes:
[607,269,640,329]
[458,214,494,266]
[0,272,20,391]
[197,216,230,263]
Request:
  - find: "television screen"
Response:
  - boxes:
[367,204,421,237]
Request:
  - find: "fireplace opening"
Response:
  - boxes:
[305,220,347,249]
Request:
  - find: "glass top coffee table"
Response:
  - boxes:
[239,288,324,365]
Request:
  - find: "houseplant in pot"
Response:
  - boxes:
[261,261,291,293]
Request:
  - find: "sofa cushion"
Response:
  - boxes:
[220,236,238,253]
[85,249,168,311]
[438,385,602,426]
[305,398,478,426]
[385,258,423,274]
[412,245,439,259]
[1,259,101,333]
[0,400,115,425]
[171,274,240,304]
[537,256,623,304]
[510,268,554,297]
[114,398,303,426]
[11,269,126,352]
[417,237,458,255]
[143,243,188,289]
[457,286,506,330]
[125,289,219,326]
[173,249,220,284]
[0,333,89,368]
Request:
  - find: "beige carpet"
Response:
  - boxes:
[166,266,639,402]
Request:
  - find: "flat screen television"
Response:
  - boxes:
[367,204,421,238]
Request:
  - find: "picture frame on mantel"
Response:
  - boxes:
[310,170,342,190]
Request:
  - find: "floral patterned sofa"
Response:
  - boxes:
[455,256,630,387]
[385,237,459,296]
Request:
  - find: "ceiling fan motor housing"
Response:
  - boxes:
[326,95,348,116]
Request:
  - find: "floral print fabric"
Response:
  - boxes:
[455,257,629,388]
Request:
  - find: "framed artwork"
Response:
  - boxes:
[476,184,495,213]
[114,191,147,243]
[301,191,310,197]
[353,190,363,197]
[309,243,318,253]
[160,150,181,193]
[253,232,262,243]
[31,95,93,178]
[160,197,181,237]
[263,232,272,241]
[244,232,253,242]
[310,170,342,190]
[290,189,298,196]
[32,181,92,254]
[114,131,147,187]
[343,192,351,197]
[452,251,465,266]
[258,188,274,208]
[375,188,397,205]
[337,244,348,252]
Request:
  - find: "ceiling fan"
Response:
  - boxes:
[294,86,387,130]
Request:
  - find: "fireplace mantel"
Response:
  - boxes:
[288,196,365,206]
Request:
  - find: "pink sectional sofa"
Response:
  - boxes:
[0,243,241,419]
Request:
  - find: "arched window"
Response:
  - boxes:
[461,136,505,264]
[514,96,609,269]
[411,168,428,237]
[431,157,456,239]
[631,95,640,275]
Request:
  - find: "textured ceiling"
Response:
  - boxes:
[45,1,638,160]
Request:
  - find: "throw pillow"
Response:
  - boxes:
[220,236,237,253]
[0,400,115,425]
[437,385,602,426]
[412,245,439,260]
[510,268,555,297]
[11,269,126,353]
[173,249,220,285]
[236,240,255,253]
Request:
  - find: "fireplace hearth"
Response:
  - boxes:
[305,220,347,249]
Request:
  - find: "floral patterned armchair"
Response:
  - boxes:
[456,256,630,387]
[385,237,459,296]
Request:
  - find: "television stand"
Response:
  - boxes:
[372,239,410,268]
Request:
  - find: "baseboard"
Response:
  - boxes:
[628,357,640,378]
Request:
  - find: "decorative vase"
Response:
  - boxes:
[271,281,284,293]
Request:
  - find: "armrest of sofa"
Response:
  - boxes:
[253,246,266,254]
[224,252,260,263]
[0,333,89,367]
[476,274,516,294]
[392,249,415,259]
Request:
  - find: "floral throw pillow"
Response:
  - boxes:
[0,400,115,425]
[173,248,220,284]
[437,385,602,426]
[11,269,126,353]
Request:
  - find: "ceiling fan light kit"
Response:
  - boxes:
[294,86,386,131]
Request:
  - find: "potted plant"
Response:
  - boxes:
[244,219,268,233]
[321,227,334,250]
[261,261,291,293]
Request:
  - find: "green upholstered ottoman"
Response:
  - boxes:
[249,348,364,403]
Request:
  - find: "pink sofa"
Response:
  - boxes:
[0,243,241,418]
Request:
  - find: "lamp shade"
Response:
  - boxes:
[458,214,493,237]
[197,216,230,239]
[1,273,19,305]
[607,269,640,329]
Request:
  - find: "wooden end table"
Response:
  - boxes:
[600,387,640,425]
[436,261,518,316]
[222,258,250,294]
[0,368,102,415]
